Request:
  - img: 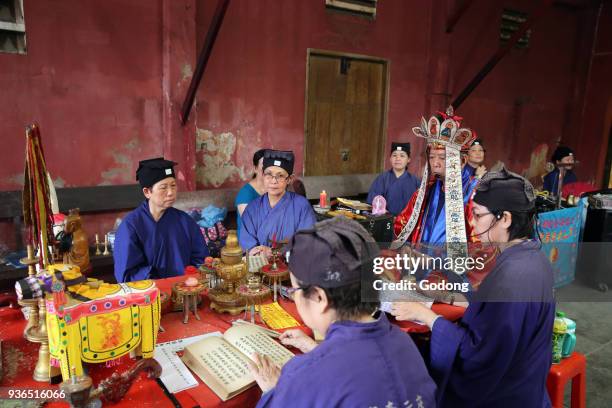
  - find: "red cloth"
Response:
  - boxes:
[562,182,597,198]
[1,276,464,407]
[0,306,176,408]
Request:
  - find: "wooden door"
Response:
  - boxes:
[304,51,388,176]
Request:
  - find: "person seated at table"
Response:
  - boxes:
[367,142,419,216]
[248,217,437,408]
[235,149,267,240]
[390,167,555,407]
[239,150,316,258]
[462,138,487,180]
[113,157,208,282]
[543,145,577,195]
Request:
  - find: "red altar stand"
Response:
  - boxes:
[1,275,465,407]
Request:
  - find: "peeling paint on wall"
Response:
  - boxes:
[523,143,550,189]
[181,64,193,81]
[53,177,66,188]
[195,128,244,188]
[2,173,24,189]
[99,138,142,185]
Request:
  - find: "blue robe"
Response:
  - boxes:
[256,313,437,408]
[543,169,577,194]
[113,200,208,282]
[461,164,476,185]
[234,183,261,240]
[420,176,478,245]
[430,240,555,407]
[367,169,420,216]
[239,192,316,251]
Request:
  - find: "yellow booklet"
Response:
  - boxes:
[181,324,294,401]
[259,302,301,330]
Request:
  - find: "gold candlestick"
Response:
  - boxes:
[95,234,101,256]
[102,234,109,256]
[25,297,60,382]
[20,244,39,278]
[19,244,41,337]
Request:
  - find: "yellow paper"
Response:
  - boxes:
[258,302,300,330]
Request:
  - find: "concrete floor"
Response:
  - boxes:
[556,278,612,408]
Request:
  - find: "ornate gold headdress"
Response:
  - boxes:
[412,106,476,151]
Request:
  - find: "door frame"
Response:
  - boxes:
[303,48,391,176]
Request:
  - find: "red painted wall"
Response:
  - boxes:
[448,0,601,186]
[1,0,610,251]
[574,1,612,187]
[193,0,607,189]
[193,0,434,187]
[0,0,166,250]
[0,0,164,191]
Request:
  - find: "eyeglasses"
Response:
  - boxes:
[285,286,309,298]
[264,172,289,182]
[472,211,494,221]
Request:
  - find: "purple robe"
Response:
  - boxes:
[113,200,208,282]
[239,191,316,251]
[256,313,437,408]
[367,169,420,216]
[430,240,555,407]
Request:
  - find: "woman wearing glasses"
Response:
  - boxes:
[390,167,555,408]
[239,150,316,257]
[248,217,436,407]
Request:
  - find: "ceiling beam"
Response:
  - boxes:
[180,0,231,126]
[451,0,555,109]
[446,0,475,33]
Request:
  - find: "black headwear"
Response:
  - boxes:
[284,217,379,288]
[391,142,411,155]
[263,150,295,175]
[136,157,177,189]
[551,146,574,162]
[253,149,268,166]
[473,166,535,212]
[470,138,485,150]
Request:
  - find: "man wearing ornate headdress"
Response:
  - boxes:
[393,107,480,248]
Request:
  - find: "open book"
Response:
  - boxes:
[181,324,295,401]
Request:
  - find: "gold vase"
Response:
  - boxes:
[209,230,247,314]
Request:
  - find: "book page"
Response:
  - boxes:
[156,332,223,394]
[224,324,295,368]
[181,336,254,401]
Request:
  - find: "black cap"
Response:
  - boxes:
[284,217,379,288]
[391,142,410,155]
[136,157,177,189]
[473,166,535,212]
[263,150,295,175]
[470,138,485,150]
[551,146,574,162]
[253,149,268,166]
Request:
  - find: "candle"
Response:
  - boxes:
[95,234,100,244]
[319,190,327,208]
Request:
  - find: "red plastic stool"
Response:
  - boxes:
[547,352,586,408]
